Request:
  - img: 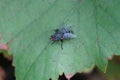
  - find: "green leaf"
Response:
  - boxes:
[0,0,120,80]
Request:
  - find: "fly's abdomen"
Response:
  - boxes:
[63,33,76,39]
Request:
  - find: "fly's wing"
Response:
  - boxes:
[59,24,72,34]
[64,24,72,32]
[64,24,72,29]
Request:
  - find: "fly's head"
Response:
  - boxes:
[50,33,63,41]
[50,35,55,41]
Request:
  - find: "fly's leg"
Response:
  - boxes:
[60,40,63,50]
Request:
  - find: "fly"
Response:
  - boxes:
[50,24,76,49]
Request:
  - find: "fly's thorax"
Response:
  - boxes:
[51,33,64,41]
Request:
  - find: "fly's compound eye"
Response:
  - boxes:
[50,35,55,41]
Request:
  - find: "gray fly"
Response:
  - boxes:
[50,24,76,49]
